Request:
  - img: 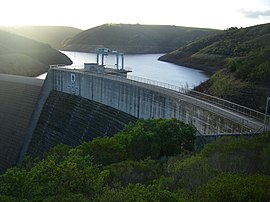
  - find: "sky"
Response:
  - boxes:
[0,0,269,30]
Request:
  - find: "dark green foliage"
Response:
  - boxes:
[0,151,107,200]
[210,70,247,98]
[199,173,270,202]
[166,155,215,192]
[201,134,270,174]
[77,137,127,166]
[226,49,270,84]
[105,159,163,186]
[44,144,72,163]
[93,184,179,202]
[206,69,270,111]
[115,119,196,160]
[1,123,270,201]
[163,133,270,196]
[0,195,17,202]
[42,193,91,202]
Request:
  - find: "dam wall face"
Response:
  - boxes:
[18,69,54,163]
[51,69,256,135]
[0,74,43,173]
[26,91,137,157]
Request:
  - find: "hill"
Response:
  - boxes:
[160,23,270,111]
[159,23,270,75]
[61,23,220,53]
[0,29,72,76]
[1,26,82,50]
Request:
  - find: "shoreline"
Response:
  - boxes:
[158,56,224,77]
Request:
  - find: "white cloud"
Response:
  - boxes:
[239,9,270,18]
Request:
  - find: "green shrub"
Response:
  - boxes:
[0,168,28,198]
[199,173,270,202]
[105,158,163,186]
[94,183,179,202]
[210,70,245,99]
[0,153,108,200]
[115,119,196,160]
[0,195,17,202]
[44,144,72,162]
[77,137,127,166]
[201,135,270,174]
[166,155,215,192]
[42,193,91,202]
[226,49,270,85]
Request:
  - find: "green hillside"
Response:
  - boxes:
[1,26,82,50]
[160,23,270,111]
[62,23,220,53]
[0,29,72,76]
[160,23,270,75]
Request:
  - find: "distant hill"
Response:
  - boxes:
[61,24,220,53]
[160,23,270,111]
[0,29,72,76]
[1,26,82,50]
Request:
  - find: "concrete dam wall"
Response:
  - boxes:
[26,91,137,157]
[51,68,261,135]
[0,67,263,172]
[0,74,43,173]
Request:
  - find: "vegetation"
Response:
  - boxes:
[1,26,82,50]
[160,23,270,75]
[160,23,270,111]
[1,118,270,201]
[200,69,270,111]
[0,29,72,76]
[61,23,220,53]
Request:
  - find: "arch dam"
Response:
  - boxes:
[44,67,267,135]
[1,67,269,172]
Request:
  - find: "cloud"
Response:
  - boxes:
[239,9,270,18]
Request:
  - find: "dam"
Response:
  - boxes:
[0,62,269,172]
[47,67,264,133]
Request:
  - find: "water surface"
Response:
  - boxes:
[38,51,209,88]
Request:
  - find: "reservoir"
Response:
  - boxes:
[38,51,209,88]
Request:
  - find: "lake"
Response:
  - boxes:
[37,51,209,88]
